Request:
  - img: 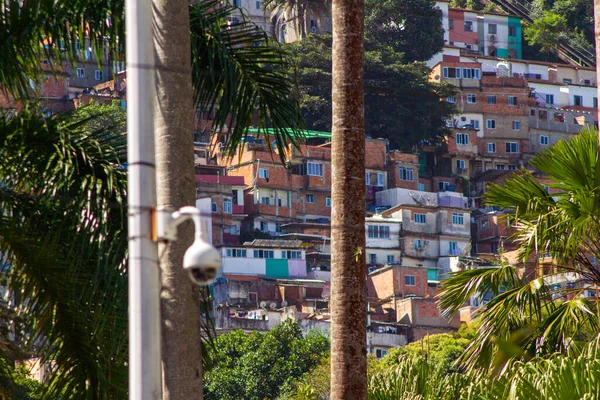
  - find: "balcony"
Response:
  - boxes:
[307,270,331,281]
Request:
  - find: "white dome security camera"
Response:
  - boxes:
[183,238,221,285]
[156,206,222,285]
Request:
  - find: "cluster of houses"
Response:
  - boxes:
[2,0,600,358]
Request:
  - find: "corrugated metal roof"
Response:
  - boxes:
[243,239,303,248]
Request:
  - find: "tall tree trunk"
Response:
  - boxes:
[153,0,203,399]
[330,0,366,398]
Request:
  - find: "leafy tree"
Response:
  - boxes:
[364,0,445,62]
[204,321,329,400]
[550,0,594,39]
[438,127,600,371]
[524,12,570,54]
[0,357,44,400]
[289,34,457,150]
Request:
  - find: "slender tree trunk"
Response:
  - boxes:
[330,0,366,397]
[153,0,203,399]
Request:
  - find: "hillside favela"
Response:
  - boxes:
[1,0,600,398]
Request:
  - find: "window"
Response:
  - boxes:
[512,121,521,130]
[456,133,469,145]
[375,348,389,358]
[256,0,260,8]
[259,168,268,179]
[508,96,518,106]
[506,142,519,153]
[414,239,423,249]
[595,97,598,108]
[456,159,465,170]
[488,24,497,34]
[399,167,414,181]
[254,250,274,259]
[449,19,454,30]
[563,78,572,84]
[574,95,583,106]
[226,249,247,258]
[444,67,461,78]
[377,172,385,187]
[540,135,549,145]
[487,142,496,153]
[452,213,464,225]
[438,181,449,191]
[224,199,232,213]
[446,96,456,103]
[508,164,517,170]
[486,119,496,129]
[546,94,554,105]
[276,223,283,233]
[306,194,315,203]
[487,95,496,105]
[464,21,473,32]
[508,26,517,36]
[76,68,85,78]
[261,196,270,205]
[365,171,371,186]
[326,197,331,207]
[405,275,416,286]
[368,225,390,239]
[260,221,268,231]
[471,119,480,129]
[387,255,395,264]
[94,70,103,80]
[467,94,476,103]
[449,241,459,255]
[481,219,489,229]
[496,164,505,170]
[414,213,426,224]
[369,254,377,265]
[307,162,323,176]
[283,250,302,259]
[460,68,480,79]
[418,183,425,191]
[211,202,218,213]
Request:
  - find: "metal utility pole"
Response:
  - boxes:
[595,0,600,151]
[126,0,161,397]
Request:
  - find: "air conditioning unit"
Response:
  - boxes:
[518,104,524,108]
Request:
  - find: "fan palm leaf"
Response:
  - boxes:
[438,127,600,371]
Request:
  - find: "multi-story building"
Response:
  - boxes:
[433,1,523,60]
[220,131,389,232]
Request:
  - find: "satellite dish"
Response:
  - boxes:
[269,302,277,310]
[259,301,267,308]
[281,301,288,308]
[434,75,440,80]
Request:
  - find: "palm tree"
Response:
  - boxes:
[1,1,303,397]
[438,127,600,371]
[0,102,129,398]
[329,0,367,398]
[262,0,330,40]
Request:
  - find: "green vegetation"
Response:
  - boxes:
[203,321,328,400]
[523,11,570,54]
[0,358,44,400]
[289,0,457,151]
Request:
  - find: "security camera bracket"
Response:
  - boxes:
[154,206,204,243]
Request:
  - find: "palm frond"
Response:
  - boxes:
[0,103,128,399]
[190,0,304,163]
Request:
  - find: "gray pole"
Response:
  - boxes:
[126,0,161,397]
